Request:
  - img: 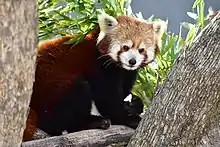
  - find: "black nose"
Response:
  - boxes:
[128,58,136,65]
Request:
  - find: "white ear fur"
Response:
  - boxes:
[98,11,118,33]
[153,21,166,50]
[97,11,118,44]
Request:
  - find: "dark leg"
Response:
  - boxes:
[84,115,111,130]
[121,70,138,98]
[61,78,111,133]
[121,69,143,116]
[91,83,141,129]
[37,78,110,136]
[87,69,142,129]
[124,94,144,116]
[94,97,141,129]
[37,78,92,135]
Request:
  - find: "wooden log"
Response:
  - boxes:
[21,125,134,147]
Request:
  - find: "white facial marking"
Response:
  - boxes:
[97,31,105,45]
[153,21,166,50]
[120,49,144,70]
[123,40,133,48]
[139,42,146,49]
[108,41,121,61]
[145,47,155,64]
[153,22,161,32]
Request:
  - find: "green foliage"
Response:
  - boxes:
[183,0,211,47]
[38,0,212,108]
[38,0,129,42]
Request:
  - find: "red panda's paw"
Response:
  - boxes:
[124,94,144,116]
[87,115,111,130]
[124,115,142,129]
[98,118,111,129]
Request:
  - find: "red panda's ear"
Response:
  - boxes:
[97,12,118,33]
[152,21,166,51]
[97,12,118,44]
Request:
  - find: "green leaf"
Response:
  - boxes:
[199,0,205,29]
[193,0,202,8]
[94,2,106,9]
[185,25,196,46]
[54,10,72,21]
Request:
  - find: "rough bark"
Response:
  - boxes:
[127,14,220,147]
[21,125,134,147]
[199,118,220,147]
[21,123,220,147]
[0,0,38,147]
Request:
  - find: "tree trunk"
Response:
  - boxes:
[127,14,220,147]
[0,0,38,147]
[199,119,220,147]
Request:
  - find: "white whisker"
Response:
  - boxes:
[97,54,109,60]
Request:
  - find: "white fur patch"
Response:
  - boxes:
[90,101,101,116]
[124,94,132,102]
[97,12,118,44]
[122,40,133,48]
[97,11,118,33]
[62,130,68,135]
[61,101,101,135]
[153,21,166,35]
[153,21,166,50]
[153,22,162,32]
[96,31,105,45]
[91,94,134,116]
[145,47,155,63]
[138,42,146,49]
[120,49,144,70]
[108,41,121,61]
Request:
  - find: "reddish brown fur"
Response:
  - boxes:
[23,29,100,141]
[23,109,37,141]
[132,39,141,49]
[115,16,156,48]
[31,30,99,110]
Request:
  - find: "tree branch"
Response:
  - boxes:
[21,125,134,147]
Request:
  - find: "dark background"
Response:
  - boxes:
[131,0,220,37]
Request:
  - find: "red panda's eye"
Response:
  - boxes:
[123,45,130,51]
[139,48,145,54]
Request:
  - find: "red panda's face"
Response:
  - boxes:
[97,12,165,70]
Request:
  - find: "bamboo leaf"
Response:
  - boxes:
[193,0,202,8]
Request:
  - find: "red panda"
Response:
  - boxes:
[23,12,165,141]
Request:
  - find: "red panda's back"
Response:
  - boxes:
[23,31,99,141]
[30,30,99,114]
